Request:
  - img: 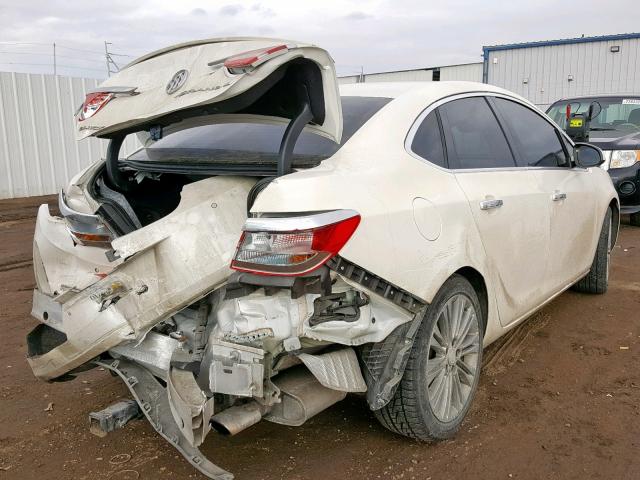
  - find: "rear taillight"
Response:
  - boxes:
[224,44,293,74]
[231,210,360,276]
[59,191,113,248]
[78,92,113,121]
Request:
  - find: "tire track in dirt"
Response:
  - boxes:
[0,258,33,273]
[483,311,551,376]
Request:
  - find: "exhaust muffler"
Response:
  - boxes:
[210,366,346,435]
[265,366,347,427]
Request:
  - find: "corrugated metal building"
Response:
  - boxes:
[483,33,640,109]
[339,33,640,111]
[338,62,483,84]
[0,72,139,199]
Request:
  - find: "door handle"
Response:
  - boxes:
[479,199,503,210]
[552,192,567,201]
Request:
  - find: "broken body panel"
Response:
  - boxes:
[27,38,430,480]
[29,170,416,478]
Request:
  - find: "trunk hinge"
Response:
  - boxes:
[277,98,314,177]
[106,135,136,192]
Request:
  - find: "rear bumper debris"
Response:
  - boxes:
[28,184,428,479]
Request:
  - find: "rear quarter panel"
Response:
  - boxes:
[252,90,504,345]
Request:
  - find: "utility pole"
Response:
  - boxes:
[104,41,120,77]
[53,42,56,76]
[104,41,111,77]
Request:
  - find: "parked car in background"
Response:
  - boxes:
[26,38,619,480]
[547,95,640,225]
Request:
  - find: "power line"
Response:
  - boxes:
[0,61,105,72]
[0,50,105,64]
[0,40,140,76]
[0,41,52,47]
[0,41,135,58]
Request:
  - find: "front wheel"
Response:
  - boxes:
[374,275,483,440]
[573,208,612,294]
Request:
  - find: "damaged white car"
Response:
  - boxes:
[28,37,619,479]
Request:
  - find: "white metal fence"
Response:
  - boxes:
[0,72,139,199]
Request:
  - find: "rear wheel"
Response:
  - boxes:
[630,212,640,227]
[573,208,612,294]
[374,275,483,440]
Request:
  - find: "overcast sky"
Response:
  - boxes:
[1,0,638,79]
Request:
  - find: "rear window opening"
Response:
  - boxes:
[121,96,391,176]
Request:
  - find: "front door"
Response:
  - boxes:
[489,96,599,294]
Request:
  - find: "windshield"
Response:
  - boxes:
[126,96,391,169]
[547,97,640,133]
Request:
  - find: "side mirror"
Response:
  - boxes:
[574,143,604,168]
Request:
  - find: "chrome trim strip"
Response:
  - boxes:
[85,86,138,95]
[243,209,359,232]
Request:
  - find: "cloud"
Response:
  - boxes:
[0,0,638,79]
[344,11,372,21]
[250,3,275,17]
[219,4,243,16]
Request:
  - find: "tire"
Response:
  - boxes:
[573,208,612,294]
[631,212,640,227]
[374,275,483,441]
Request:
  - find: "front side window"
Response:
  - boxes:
[438,97,515,170]
[493,98,568,168]
[411,111,446,168]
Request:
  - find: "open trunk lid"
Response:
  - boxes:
[75,37,342,143]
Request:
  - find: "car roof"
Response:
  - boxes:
[339,81,528,102]
[550,94,640,104]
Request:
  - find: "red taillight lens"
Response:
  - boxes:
[78,92,113,121]
[224,44,292,74]
[231,211,360,276]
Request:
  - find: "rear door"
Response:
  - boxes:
[438,95,551,327]
[491,96,599,292]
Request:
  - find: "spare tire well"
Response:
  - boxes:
[454,267,488,335]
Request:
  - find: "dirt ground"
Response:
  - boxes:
[1,195,638,480]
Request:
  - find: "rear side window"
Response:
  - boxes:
[411,111,446,168]
[438,97,515,169]
[493,98,568,167]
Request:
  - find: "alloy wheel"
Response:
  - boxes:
[426,293,480,422]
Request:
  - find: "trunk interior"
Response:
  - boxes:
[90,167,259,234]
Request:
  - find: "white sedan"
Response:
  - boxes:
[27,38,618,479]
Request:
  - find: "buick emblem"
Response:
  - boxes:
[166,69,189,94]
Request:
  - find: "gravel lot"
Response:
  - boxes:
[1,195,639,480]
